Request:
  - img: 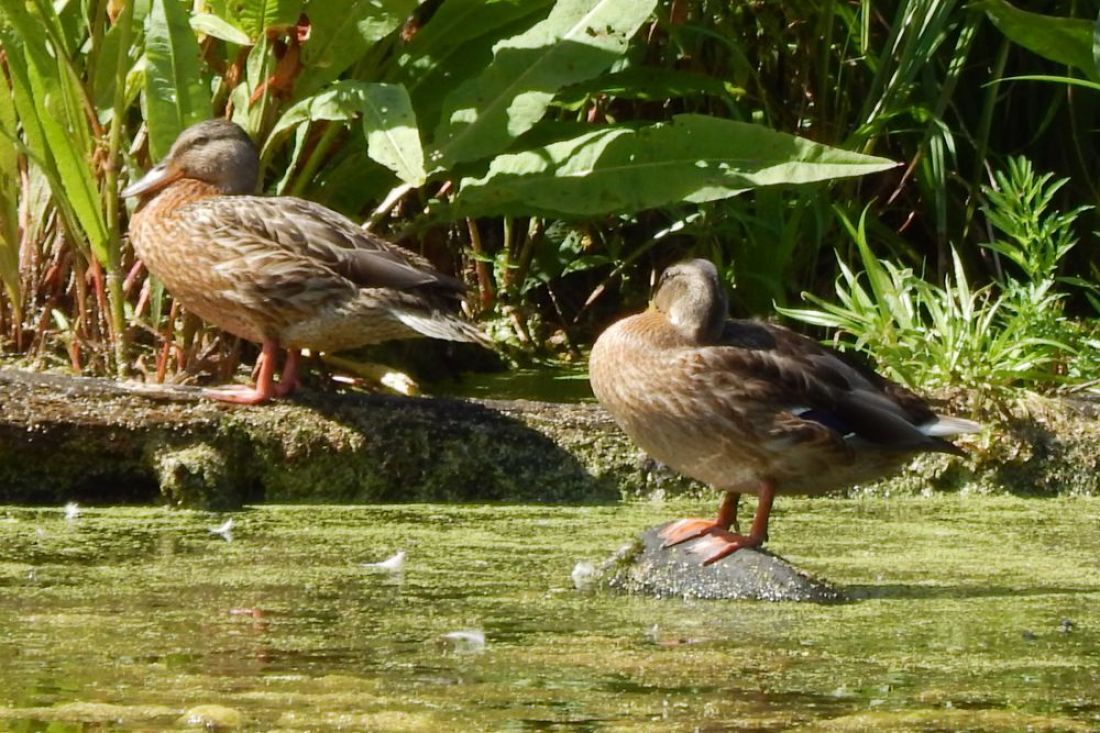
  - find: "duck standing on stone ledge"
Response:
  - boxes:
[123,119,484,405]
[589,258,980,565]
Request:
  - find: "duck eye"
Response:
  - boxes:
[191,134,210,147]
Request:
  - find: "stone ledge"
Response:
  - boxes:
[1,369,1096,508]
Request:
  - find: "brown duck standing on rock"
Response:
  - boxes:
[589,259,981,565]
[123,119,484,404]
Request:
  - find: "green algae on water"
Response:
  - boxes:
[0,496,1098,731]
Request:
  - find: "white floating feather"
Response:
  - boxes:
[440,629,486,654]
[571,561,596,591]
[361,550,406,573]
[209,518,234,541]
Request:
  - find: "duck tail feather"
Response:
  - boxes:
[920,415,982,437]
[393,310,491,346]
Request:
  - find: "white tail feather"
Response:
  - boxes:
[392,310,488,345]
[920,415,982,437]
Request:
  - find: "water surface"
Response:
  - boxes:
[0,497,1097,731]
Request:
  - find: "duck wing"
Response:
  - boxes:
[189,195,466,296]
[715,320,976,456]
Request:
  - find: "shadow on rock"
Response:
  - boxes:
[0,369,620,508]
[280,390,618,504]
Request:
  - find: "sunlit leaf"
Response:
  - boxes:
[451,115,897,218]
[555,67,741,106]
[393,0,554,135]
[190,13,252,45]
[231,0,302,40]
[431,0,658,169]
[358,84,424,186]
[297,0,416,96]
[267,81,424,185]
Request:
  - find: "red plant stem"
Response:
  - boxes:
[123,259,144,294]
[465,218,495,311]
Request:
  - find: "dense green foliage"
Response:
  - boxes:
[778,158,1097,406]
[0,0,1096,402]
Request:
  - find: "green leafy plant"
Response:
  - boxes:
[778,157,1095,406]
[1,0,1097,391]
[0,0,898,378]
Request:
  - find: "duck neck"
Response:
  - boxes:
[132,178,224,220]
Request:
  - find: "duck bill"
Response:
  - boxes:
[121,162,182,198]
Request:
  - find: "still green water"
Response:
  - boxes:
[0,497,1097,731]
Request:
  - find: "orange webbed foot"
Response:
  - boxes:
[273,349,301,398]
[201,384,274,405]
[659,519,761,565]
[684,529,762,566]
[204,340,280,404]
[659,518,728,548]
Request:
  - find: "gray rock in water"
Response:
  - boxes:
[598,523,845,602]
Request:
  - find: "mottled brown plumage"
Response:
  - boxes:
[589,258,980,564]
[124,119,483,403]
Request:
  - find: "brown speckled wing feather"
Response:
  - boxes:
[711,320,953,454]
[186,196,464,296]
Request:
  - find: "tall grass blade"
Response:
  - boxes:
[0,11,108,264]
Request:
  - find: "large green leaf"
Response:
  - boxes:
[972,0,1099,81]
[393,0,553,90]
[451,115,898,218]
[267,81,425,185]
[228,0,302,40]
[144,0,212,160]
[0,10,108,263]
[392,0,555,141]
[296,0,416,96]
[430,0,657,169]
[358,84,425,186]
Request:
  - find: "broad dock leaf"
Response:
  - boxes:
[358,84,425,186]
[297,0,416,96]
[394,0,555,140]
[431,0,657,169]
[268,81,425,185]
[452,115,898,217]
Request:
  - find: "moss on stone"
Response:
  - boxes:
[1,369,1097,508]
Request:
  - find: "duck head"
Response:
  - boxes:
[652,259,729,344]
[122,119,259,199]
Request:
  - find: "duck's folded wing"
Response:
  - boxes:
[709,322,967,455]
[192,196,465,295]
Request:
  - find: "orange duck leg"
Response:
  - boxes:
[203,340,280,405]
[659,482,775,566]
[273,349,301,397]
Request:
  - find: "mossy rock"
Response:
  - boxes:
[597,523,844,602]
[1,369,1097,508]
